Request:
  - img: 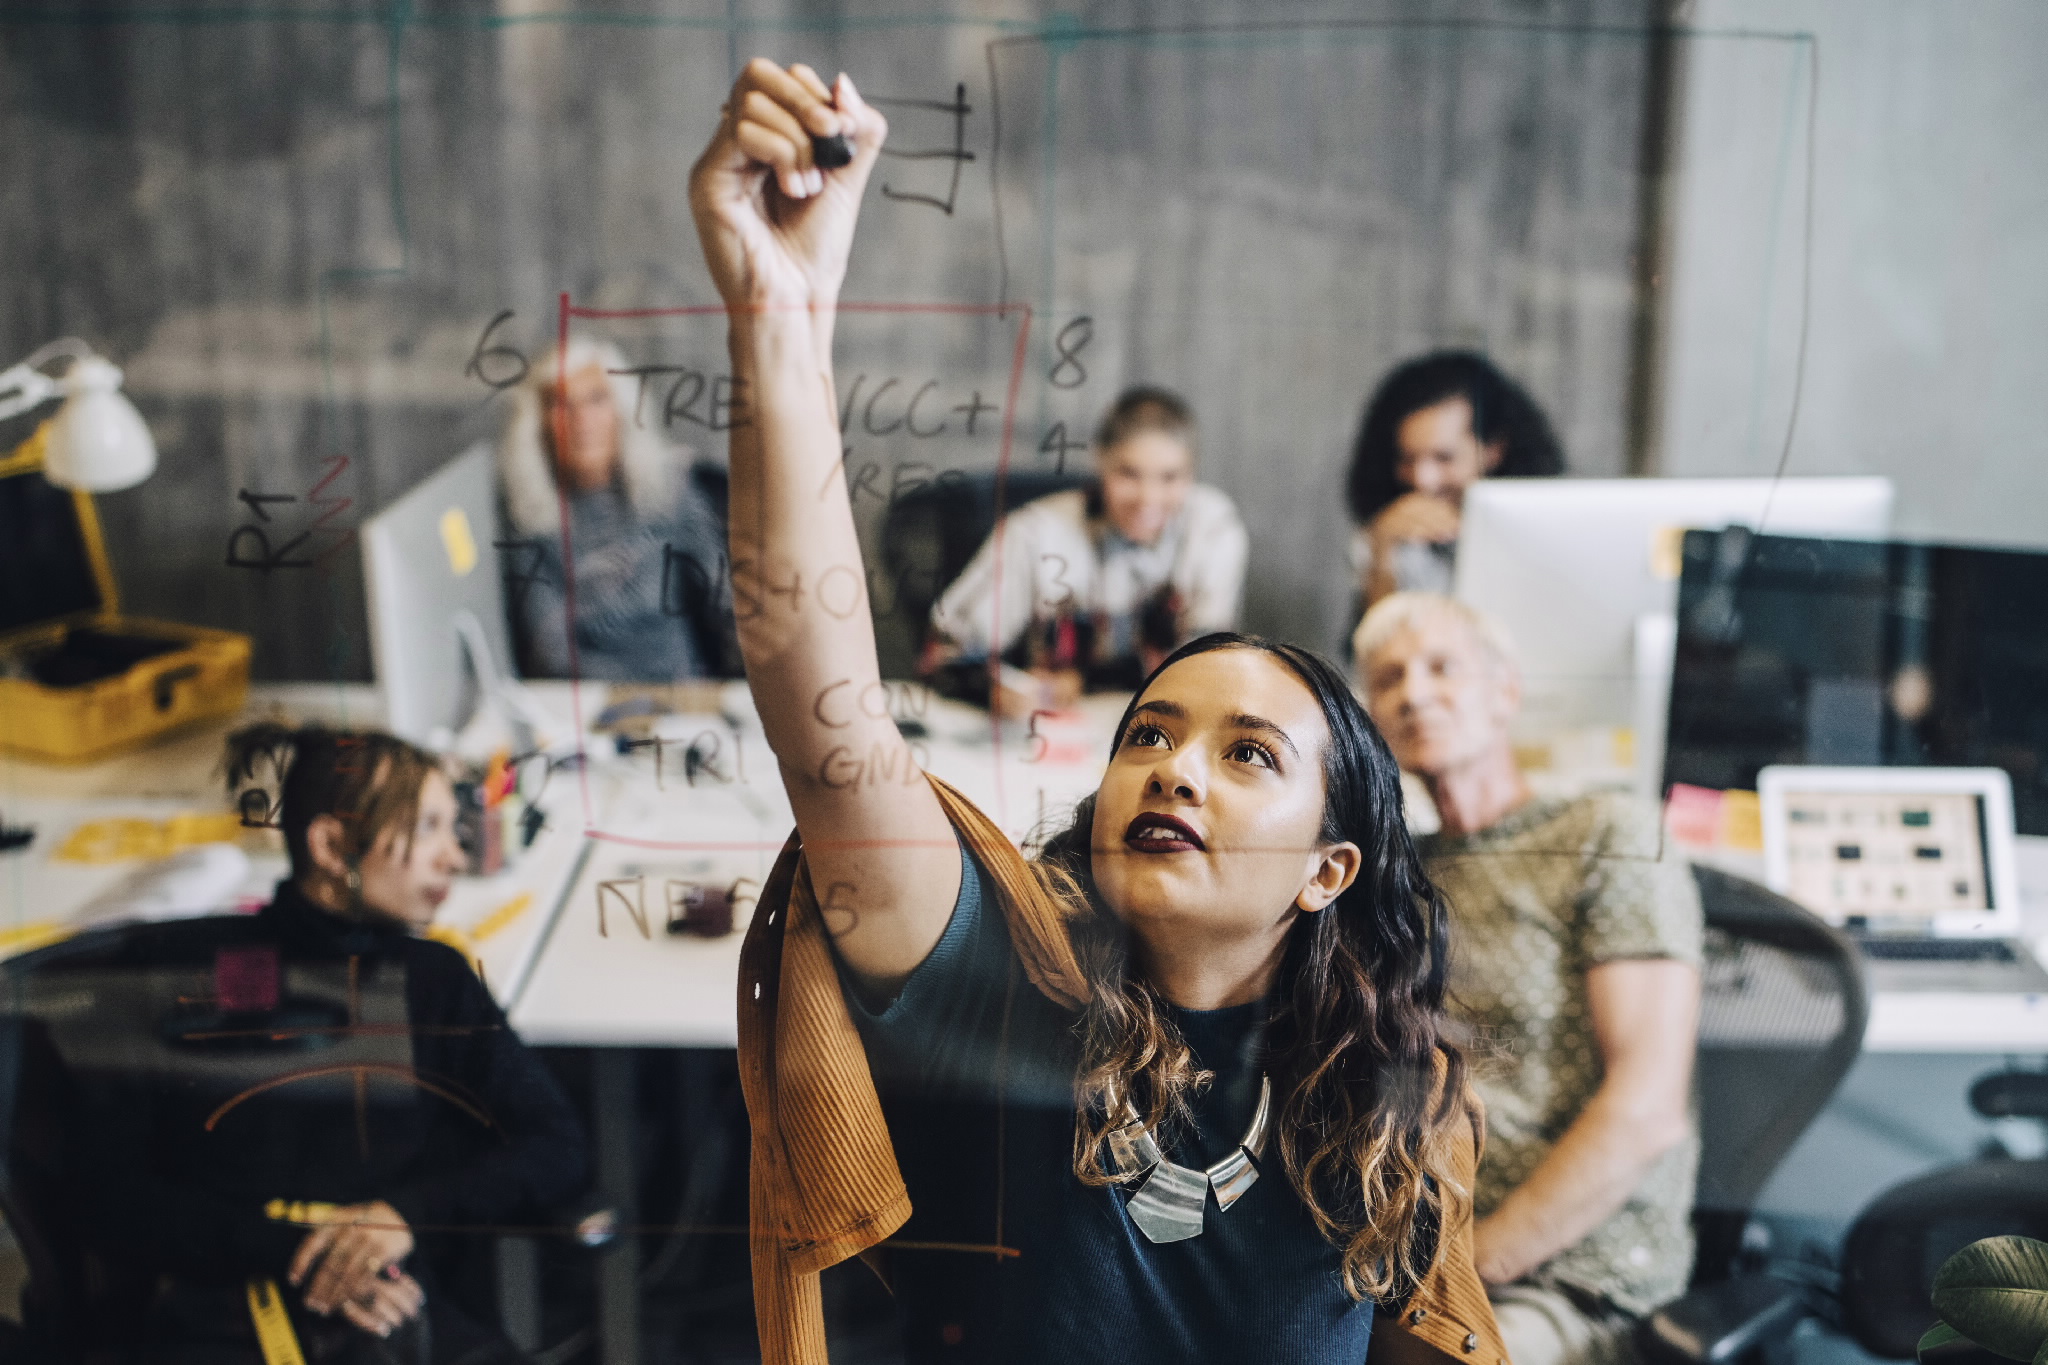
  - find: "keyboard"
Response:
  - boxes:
[1857,938,2018,964]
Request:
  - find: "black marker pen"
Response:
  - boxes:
[811,131,853,169]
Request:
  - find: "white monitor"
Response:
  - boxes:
[362,445,514,745]
[1758,765,2019,939]
[1453,476,1894,748]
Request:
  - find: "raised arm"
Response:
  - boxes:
[689,61,960,991]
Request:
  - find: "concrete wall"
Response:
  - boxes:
[0,0,1662,678]
[1654,0,2048,550]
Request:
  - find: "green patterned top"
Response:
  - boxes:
[1420,792,1704,1314]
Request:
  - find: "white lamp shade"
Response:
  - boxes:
[43,355,157,491]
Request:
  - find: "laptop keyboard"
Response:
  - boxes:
[1858,938,2018,964]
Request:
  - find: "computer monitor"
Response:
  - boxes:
[361,445,514,745]
[1453,477,1894,743]
[1665,530,2048,837]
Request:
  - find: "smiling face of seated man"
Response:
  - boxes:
[1358,599,1522,785]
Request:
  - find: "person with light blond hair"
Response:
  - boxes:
[495,334,733,680]
[1356,592,1702,1365]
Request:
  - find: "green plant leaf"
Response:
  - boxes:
[1920,1322,1968,1360]
[1931,1236,2048,1361]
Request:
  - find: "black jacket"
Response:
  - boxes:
[72,883,588,1280]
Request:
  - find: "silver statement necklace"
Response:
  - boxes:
[1110,1076,1272,1244]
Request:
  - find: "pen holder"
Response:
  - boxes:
[453,777,510,876]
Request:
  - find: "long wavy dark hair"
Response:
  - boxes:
[1345,350,1566,524]
[1033,633,1464,1300]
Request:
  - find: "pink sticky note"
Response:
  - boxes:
[214,945,280,1013]
[1664,783,1725,847]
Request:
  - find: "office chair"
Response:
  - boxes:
[1830,1072,2048,1361]
[688,456,729,524]
[0,927,184,1360]
[1640,865,1870,1365]
[877,467,1091,643]
[0,918,611,1362]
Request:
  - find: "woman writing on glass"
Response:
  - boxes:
[691,61,1503,1365]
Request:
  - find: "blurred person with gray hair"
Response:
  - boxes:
[1355,591,1702,1365]
[495,334,734,681]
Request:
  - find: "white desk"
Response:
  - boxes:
[13,684,2046,1058]
[504,693,1123,1047]
[0,680,1117,1050]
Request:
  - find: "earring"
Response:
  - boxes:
[345,868,362,895]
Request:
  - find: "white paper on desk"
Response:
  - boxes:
[72,843,253,926]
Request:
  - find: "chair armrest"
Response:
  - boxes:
[1637,1275,1807,1365]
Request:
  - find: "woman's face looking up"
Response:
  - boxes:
[543,362,623,494]
[1393,395,1502,505]
[1090,648,1360,964]
[1098,429,1194,547]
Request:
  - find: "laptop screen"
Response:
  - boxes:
[1777,788,1994,931]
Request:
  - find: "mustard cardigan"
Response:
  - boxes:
[735,775,1509,1365]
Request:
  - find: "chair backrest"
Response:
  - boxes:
[877,469,1092,645]
[0,926,171,1358]
[688,456,728,523]
[1838,1158,2048,1359]
[1688,864,1870,1281]
[0,914,424,1356]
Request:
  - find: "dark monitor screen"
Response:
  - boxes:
[1664,529,2048,836]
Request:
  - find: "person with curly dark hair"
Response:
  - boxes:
[1346,351,1566,608]
[688,59,1504,1365]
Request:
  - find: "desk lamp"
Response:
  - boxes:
[0,338,158,491]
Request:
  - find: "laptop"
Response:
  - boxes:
[1759,766,2048,993]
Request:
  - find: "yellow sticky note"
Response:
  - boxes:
[1648,525,1686,582]
[439,506,478,577]
[1720,789,1763,851]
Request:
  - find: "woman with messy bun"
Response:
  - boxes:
[74,722,586,1364]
